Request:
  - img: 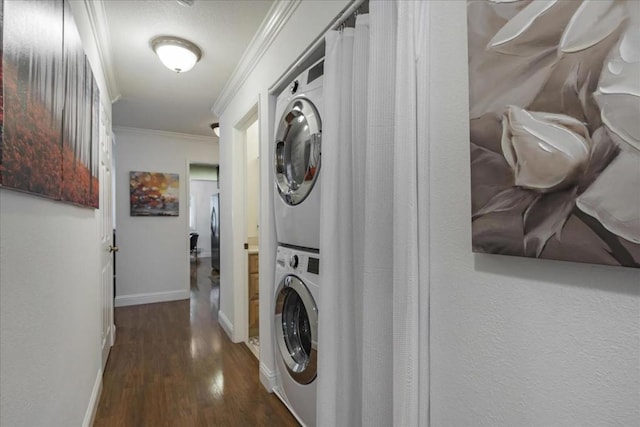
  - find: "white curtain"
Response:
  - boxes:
[317,25,359,427]
[318,2,431,426]
[361,1,396,425]
[392,2,431,426]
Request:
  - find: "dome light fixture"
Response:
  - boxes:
[210,123,220,137]
[152,36,202,73]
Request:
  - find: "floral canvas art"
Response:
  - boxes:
[130,171,179,216]
[468,0,640,268]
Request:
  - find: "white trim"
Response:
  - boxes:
[113,126,216,143]
[212,0,302,117]
[218,309,236,341]
[260,363,277,392]
[82,0,120,103]
[111,323,116,346]
[245,339,260,360]
[185,157,194,295]
[114,290,190,307]
[273,386,308,427]
[82,368,103,427]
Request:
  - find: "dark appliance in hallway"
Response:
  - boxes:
[211,193,220,272]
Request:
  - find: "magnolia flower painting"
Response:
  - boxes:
[468,0,640,268]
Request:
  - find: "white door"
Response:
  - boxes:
[99,104,115,369]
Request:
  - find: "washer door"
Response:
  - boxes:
[274,97,321,206]
[274,275,318,384]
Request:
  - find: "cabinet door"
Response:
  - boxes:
[249,273,259,299]
[248,253,259,273]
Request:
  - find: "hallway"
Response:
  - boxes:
[93,258,297,426]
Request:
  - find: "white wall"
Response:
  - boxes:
[216,0,349,389]
[189,164,218,181]
[190,179,218,258]
[246,119,260,241]
[428,2,640,426]
[114,127,217,306]
[0,2,111,425]
[0,192,101,427]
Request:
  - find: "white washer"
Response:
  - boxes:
[273,59,324,250]
[273,245,319,427]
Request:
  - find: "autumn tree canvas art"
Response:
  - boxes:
[130,172,179,217]
[468,0,639,268]
[0,0,99,208]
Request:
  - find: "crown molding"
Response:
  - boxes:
[212,0,302,117]
[113,126,217,143]
[83,0,121,103]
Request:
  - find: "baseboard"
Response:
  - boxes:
[111,324,116,346]
[82,368,103,427]
[260,363,277,392]
[245,339,259,360]
[114,290,190,307]
[218,310,234,340]
[273,386,307,427]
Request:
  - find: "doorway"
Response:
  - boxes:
[244,115,260,358]
[188,163,219,272]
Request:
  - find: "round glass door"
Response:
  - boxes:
[274,97,322,206]
[274,275,318,384]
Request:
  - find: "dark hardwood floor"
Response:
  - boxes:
[93,257,298,427]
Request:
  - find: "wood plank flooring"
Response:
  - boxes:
[93,258,298,427]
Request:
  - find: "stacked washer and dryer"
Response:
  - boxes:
[272,58,324,427]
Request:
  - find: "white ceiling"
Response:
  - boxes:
[103,0,275,136]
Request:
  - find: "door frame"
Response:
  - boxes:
[98,103,115,370]
[230,102,260,345]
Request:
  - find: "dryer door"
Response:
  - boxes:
[274,97,321,206]
[274,275,318,384]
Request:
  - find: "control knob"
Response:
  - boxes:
[289,254,299,269]
[290,80,299,94]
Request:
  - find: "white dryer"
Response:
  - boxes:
[273,245,319,427]
[273,59,324,250]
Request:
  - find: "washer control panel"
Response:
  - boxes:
[307,256,319,275]
[276,246,319,276]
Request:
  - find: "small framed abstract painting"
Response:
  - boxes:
[467,0,639,268]
[130,171,179,217]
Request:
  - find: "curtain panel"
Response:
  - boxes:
[318,2,431,426]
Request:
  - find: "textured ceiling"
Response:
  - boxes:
[103,0,274,136]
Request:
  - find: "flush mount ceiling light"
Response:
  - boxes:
[152,36,202,73]
[210,123,220,137]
